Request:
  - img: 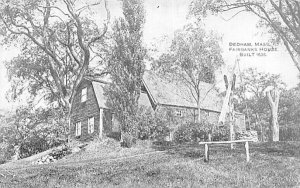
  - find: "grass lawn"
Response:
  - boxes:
[0,141,299,188]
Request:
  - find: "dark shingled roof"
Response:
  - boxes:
[86,71,223,112]
[87,76,153,109]
[142,71,223,112]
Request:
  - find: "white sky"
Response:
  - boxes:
[0,0,299,109]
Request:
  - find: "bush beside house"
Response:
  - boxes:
[173,121,230,144]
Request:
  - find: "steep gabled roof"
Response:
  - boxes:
[85,75,152,109]
[85,71,223,112]
[91,81,108,109]
[142,71,223,112]
[83,75,110,109]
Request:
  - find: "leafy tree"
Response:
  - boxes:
[0,105,67,160]
[234,68,286,141]
[152,23,224,122]
[278,87,300,140]
[279,87,300,126]
[105,0,146,143]
[0,0,110,113]
[189,0,300,72]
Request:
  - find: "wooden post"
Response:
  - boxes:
[200,140,251,162]
[229,103,235,150]
[208,132,212,141]
[204,144,209,162]
[99,108,103,139]
[245,141,250,162]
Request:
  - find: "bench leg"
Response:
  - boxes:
[245,141,250,162]
[204,144,209,162]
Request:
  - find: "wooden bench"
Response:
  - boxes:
[199,140,252,162]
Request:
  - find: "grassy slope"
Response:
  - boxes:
[0,141,299,188]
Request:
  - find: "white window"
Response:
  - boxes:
[75,122,81,136]
[81,87,87,102]
[88,117,94,134]
[176,110,183,117]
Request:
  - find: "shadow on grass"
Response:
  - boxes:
[150,140,300,161]
[150,141,244,160]
[250,141,300,157]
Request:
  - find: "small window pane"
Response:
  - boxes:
[176,110,183,117]
[88,117,94,134]
[81,87,87,102]
[75,122,81,136]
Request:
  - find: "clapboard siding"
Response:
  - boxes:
[155,104,245,133]
[70,79,100,141]
[156,105,220,130]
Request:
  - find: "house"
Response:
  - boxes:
[69,71,246,141]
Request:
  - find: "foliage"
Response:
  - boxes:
[189,0,300,72]
[152,23,224,122]
[280,127,300,141]
[174,121,216,144]
[233,69,300,141]
[105,0,146,143]
[0,105,68,160]
[279,87,300,127]
[0,0,110,110]
[277,86,300,141]
[120,132,136,148]
[136,106,170,140]
[212,125,230,141]
[233,68,286,141]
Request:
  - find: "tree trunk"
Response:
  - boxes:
[65,97,72,143]
[197,99,201,123]
[270,107,279,141]
[266,89,280,142]
[260,123,264,142]
[256,113,264,142]
[229,100,235,149]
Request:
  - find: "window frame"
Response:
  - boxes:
[75,121,81,137]
[175,110,183,117]
[88,116,95,134]
[81,87,87,103]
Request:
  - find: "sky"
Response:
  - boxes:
[0,0,299,110]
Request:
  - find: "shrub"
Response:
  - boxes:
[121,132,136,148]
[18,134,64,159]
[0,142,14,164]
[280,126,300,141]
[211,126,229,141]
[0,106,68,161]
[49,147,72,160]
[173,121,231,143]
[174,121,214,144]
[136,106,170,140]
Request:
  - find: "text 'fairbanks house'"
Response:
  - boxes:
[70,71,246,141]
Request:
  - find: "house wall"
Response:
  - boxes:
[156,105,220,130]
[155,104,245,132]
[70,79,100,141]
